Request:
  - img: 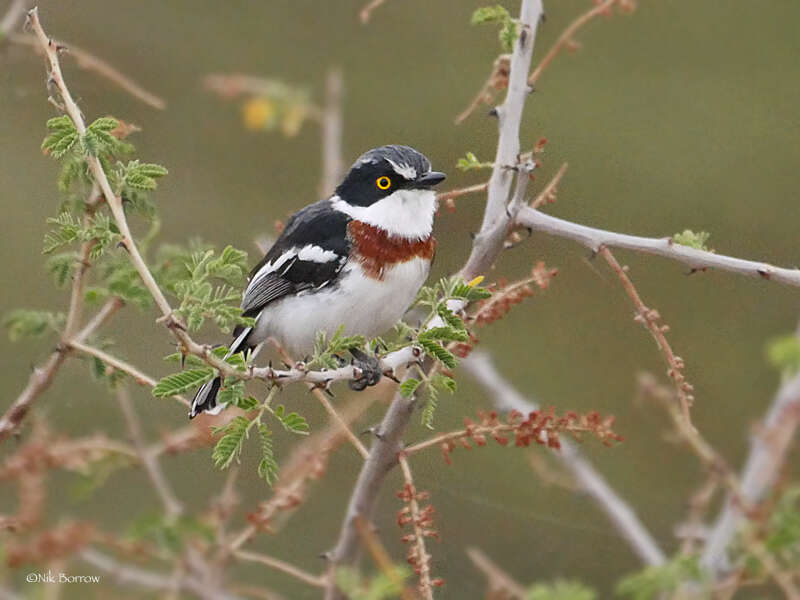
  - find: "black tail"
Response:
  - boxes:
[188,325,254,419]
[189,376,222,418]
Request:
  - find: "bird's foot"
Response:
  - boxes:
[348,347,382,391]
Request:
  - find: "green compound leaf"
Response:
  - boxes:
[212,416,251,470]
[399,378,422,398]
[256,424,279,485]
[273,405,310,435]
[152,368,213,398]
[419,338,457,369]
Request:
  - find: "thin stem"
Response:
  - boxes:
[116,386,183,518]
[0,298,122,442]
[528,0,617,87]
[312,386,368,459]
[9,33,165,109]
[233,550,326,588]
[467,547,527,599]
[319,67,344,197]
[599,247,694,425]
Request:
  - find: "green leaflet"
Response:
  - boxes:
[152,368,214,397]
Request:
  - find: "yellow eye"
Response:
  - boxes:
[376,176,391,190]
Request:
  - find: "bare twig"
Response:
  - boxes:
[312,386,368,459]
[80,548,241,600]
[359,0,388,24]
[530,162,567,209]
[462,351,667,567]
[436,182,488,205]
[9,33,165,109]
[516,206,800,288]
[69,340,161,389]
[319,67,344,197]
[467,547,527,599]
[0,297,122,442]
[528,0,620,88]
[116,386,183,518]
[454,54,510,125]
[233,550,326,588]
[324,3,545,597]
[599,247,694,425]
[702,369,800,575]
[352,516,418,600]
[0,0,27,36]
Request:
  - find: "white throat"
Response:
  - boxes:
[331,190,437,240]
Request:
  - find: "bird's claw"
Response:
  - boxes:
[348,347,382,391]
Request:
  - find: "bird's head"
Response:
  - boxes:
[334,145,446,207]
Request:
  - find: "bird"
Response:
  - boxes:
[190,145,446,418]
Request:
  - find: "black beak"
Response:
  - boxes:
[416,171,446,188]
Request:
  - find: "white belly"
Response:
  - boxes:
[253,258,430,356]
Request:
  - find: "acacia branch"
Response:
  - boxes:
[116,386,184,518]
[9,32,165,109]
[324,2,544,597]
[516,206,800,287]
[0,0,27,36]
[528,0,620,88]
[80,548,241,600]
[233,550,326,588]
[462,351,666,567]
[467,547,527,599]
[701,368,800,575]
[0,297,122,442]
[319,67,344,197]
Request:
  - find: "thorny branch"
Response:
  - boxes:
[516,206,800,288]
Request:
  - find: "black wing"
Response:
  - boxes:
[240,199,350,318]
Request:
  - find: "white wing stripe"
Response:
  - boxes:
[296,244,339,263]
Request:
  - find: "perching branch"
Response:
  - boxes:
[324,2,545,597]
[463,351,666,567]
[516,206,800,288]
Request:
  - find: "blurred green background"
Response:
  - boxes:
[2,0,799,597]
